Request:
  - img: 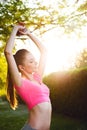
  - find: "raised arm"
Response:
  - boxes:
[4,25,25,86]
[27,32,47,77]
[20,29,47,77]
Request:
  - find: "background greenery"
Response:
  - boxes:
[0,0,87,129]
[0,101,87,130]
[43,68,87,119]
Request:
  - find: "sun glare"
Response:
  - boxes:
[16,27,87,75]
[15,26,87,75]
[41,27,87,75]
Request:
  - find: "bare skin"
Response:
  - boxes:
[4,24,52,130]
[28,102,52,130]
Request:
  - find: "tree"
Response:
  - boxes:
[0,55,7,89]
[0,0,87,93]
[0,0,87,45]
[75,49,87,68]
[0,0,30,42]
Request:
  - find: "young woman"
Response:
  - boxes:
[4,24,52,130]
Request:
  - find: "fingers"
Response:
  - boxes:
[16,23,27,36]
[18,22,25,26]
[17,27,27,36]
[13,22,25,30]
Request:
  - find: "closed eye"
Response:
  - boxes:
[29,59,36,63]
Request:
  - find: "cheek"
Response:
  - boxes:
[25,64,34,72]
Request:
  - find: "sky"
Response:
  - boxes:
[16,26,87,75]
[15,0,87,75]
[42,27,87,74]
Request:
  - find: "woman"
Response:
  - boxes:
[4,24,52,130]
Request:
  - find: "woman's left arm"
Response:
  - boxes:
[27,31,47,77]
[19,28,47,77]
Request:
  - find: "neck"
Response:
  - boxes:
[22,73,34,81]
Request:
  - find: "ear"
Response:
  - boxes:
[18,65,24,71]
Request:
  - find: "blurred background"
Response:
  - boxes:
[0,0,87,130]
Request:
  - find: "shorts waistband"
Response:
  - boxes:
[21,123,36,130]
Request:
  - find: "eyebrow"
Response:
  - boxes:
[28,57,35,61]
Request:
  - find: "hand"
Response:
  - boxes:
[17,22,31,36]
[13,22,26,36]
[17,27,28,36]
[13,22,31,36]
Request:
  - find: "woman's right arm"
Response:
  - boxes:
[4,25,24,86]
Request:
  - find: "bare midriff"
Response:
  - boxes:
[27,102,52,130]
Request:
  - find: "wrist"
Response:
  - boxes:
[13,26,18,32]
[27,30,32,36]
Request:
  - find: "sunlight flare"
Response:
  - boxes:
[15,27,87,75]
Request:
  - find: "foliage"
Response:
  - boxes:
[0,103,28,130]
[0,0,87,119]
[75,49,87,68]
[0,0,30,43]
[78,1,87,11]
[0,103,87,130]
[0,0,87,45]
[43,68,87,119]
[0,55,7,89]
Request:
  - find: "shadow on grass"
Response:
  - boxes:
[0,101,87,130]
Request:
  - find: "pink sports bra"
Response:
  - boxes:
[14,73,50,110]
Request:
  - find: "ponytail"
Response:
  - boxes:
[6,49,29,110]
[6,67,18,110]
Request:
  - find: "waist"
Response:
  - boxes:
[31,101,52,112]
[28,102,52,129]
[27,96,50,110]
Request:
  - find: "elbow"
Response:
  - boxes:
[4,51,11,56]
[4,48,12,56]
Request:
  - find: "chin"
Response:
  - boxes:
[34,69,38,72]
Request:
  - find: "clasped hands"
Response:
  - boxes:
[14,22,29,36]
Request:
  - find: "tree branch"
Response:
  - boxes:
[63,11,87,25]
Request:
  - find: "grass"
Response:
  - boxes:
[51,114,87,130]
[0,101,87,130]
